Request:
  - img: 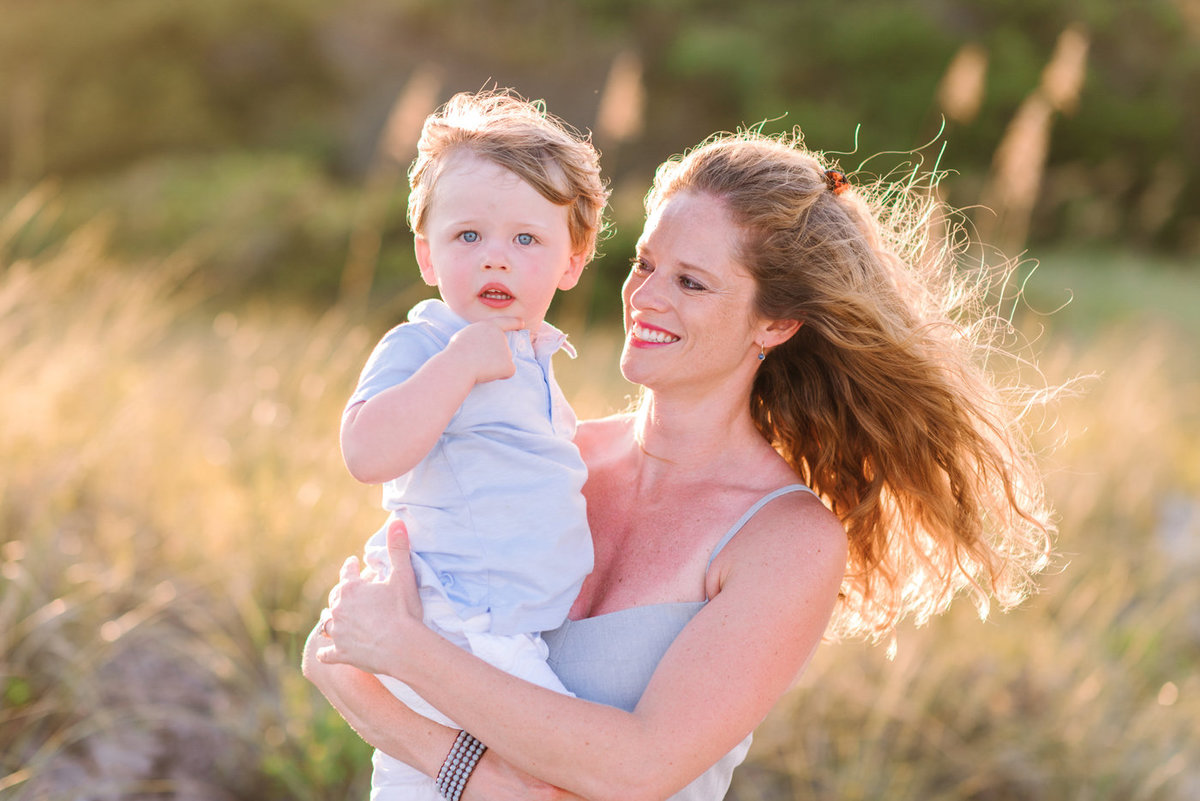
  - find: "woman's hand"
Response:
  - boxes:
[464,754,583,801]
[317,520,425,677]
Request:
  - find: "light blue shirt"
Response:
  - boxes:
[348,299,593,636]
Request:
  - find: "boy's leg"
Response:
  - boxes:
[461,628,571,696]
[369,673,456,800]
[369,747,444,801]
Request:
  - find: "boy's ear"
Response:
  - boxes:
[414,236,438,286]
[556,250,588,291]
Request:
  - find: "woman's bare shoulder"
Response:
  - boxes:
[767,488,845,558]
[574,413,635,461]
[711,486,847,595]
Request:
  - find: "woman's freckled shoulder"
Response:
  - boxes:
[574,413,635,463]
[707,488,847,606]
[749,489,847,566]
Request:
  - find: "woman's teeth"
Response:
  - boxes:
[633,323,680,343]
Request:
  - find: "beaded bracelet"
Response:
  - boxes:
[435,729,488,801]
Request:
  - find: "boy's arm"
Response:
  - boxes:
[341,317,524,484]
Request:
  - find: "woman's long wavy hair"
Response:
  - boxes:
[647,131,1055,642]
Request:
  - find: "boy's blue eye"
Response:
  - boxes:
[516,233,534,246]
[461,231,479,243]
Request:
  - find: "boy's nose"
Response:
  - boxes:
[480,246,510,271]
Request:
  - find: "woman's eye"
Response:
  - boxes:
[630,257,652,274]
[516,233,534,246]
[460,231,479,243]
[680,275,706,291]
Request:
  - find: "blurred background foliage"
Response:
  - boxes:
[3,1,1200,799]
[1,0,1197,313]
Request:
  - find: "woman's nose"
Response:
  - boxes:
[626,271,666,310]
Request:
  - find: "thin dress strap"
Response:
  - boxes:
[705,484,817,573]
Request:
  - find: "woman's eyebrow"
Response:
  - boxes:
[676,260,723,283]
[636,242,729,284]
[678,259,713,274]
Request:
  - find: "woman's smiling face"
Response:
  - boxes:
[620,190,767,392]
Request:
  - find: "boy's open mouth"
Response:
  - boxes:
[479,284,515,308]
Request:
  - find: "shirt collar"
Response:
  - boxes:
[408,298,576,359]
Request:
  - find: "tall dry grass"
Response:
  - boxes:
[2,195,1198,799]
[0,211,386,798]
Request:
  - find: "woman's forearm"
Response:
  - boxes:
[319,502,842,801]
[395,623,708,801]
[388,546,839,798]
[302,624,455,777]
[316,533,680,798]
[314,615,652,799]
[316,603,757,801]
[302,625,578,801]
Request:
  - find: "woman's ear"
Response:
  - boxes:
[761,317,802,348]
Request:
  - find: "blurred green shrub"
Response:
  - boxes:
[0,0,1196,311]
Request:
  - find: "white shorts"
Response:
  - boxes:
[364,550,569,800]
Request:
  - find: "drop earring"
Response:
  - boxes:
[757,343,766,361]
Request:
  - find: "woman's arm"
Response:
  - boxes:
[319,502,846,801]
[301,624,450,776]
[301,622,578,801]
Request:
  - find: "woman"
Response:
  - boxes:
[304,130,1053,801]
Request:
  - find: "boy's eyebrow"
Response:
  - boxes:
[442,216,557,231]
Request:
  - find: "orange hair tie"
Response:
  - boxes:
[824,169,850,196]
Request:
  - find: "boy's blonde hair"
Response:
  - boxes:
[408,90,609,262]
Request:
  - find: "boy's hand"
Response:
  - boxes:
[447,317,525,384]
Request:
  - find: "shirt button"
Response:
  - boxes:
[439,572,455,588]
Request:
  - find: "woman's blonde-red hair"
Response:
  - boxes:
[649,131,1055,641]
